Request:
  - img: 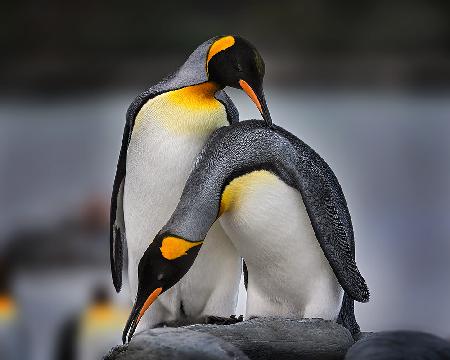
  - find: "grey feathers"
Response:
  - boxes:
[276,126,369,303]
[165,120,369,303]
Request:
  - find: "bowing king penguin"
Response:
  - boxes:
[110,36,273,328]
[122,120,369,342]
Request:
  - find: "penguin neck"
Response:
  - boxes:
[162,169,223,243]
[133,81,228,136]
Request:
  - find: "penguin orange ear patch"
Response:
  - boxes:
[207,36,235,65]
[160,237,203,260]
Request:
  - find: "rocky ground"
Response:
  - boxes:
[104,317,450,359]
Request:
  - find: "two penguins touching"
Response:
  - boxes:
[109,35,369,343]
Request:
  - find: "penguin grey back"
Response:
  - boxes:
[163,120,369,303]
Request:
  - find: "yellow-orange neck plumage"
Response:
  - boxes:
[133,82,227,136]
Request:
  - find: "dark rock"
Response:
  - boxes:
[191,318,354,360]
[345,331,450,360]
[105,317,354,360]
[353,331,374,342]
[104,327,249,360]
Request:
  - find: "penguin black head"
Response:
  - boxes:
[207,35,272,126]
[122,233,202,343]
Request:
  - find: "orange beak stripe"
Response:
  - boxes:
[239,79,262,113]
[136,287,162,324]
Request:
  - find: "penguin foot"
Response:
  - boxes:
[204,315,244,325]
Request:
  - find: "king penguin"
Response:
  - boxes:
[110,36,273,329]
[121,120,369,342]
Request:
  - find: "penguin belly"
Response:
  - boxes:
[219,170,343,320]
[123,92,241,327]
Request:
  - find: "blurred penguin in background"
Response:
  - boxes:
[56,285,127,360]
[0,259,23,360]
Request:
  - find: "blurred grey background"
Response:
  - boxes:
[1,1,450,359]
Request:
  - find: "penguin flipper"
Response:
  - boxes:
[109,82,171,293]
[215,90,239,124]
[268,126,369,303]
[110,116,134,293]
[243,260,248,290]
[286,133,370,303]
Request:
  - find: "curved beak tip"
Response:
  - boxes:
[122,287,163,344]
[238,79,272,127]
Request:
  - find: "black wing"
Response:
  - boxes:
[110,121,130,292]
[110,86,166,292]
[278,127,369,303]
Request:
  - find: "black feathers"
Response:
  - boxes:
[110,122,131,292]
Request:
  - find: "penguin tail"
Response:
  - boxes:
[337,292,361,339]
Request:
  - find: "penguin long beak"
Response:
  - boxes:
[122,287,162,344]
[239,79,272,126]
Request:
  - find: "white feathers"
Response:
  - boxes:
[220,171,343,320]
[123,94,241,327]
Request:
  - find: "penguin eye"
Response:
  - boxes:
[157,273,164,281]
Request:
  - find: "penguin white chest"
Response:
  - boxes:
[122,84,236,322]
[124,84,228,258]
[219,170,343,320]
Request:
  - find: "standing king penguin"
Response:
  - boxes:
[122,120,369,342]
[110,36,273,328]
